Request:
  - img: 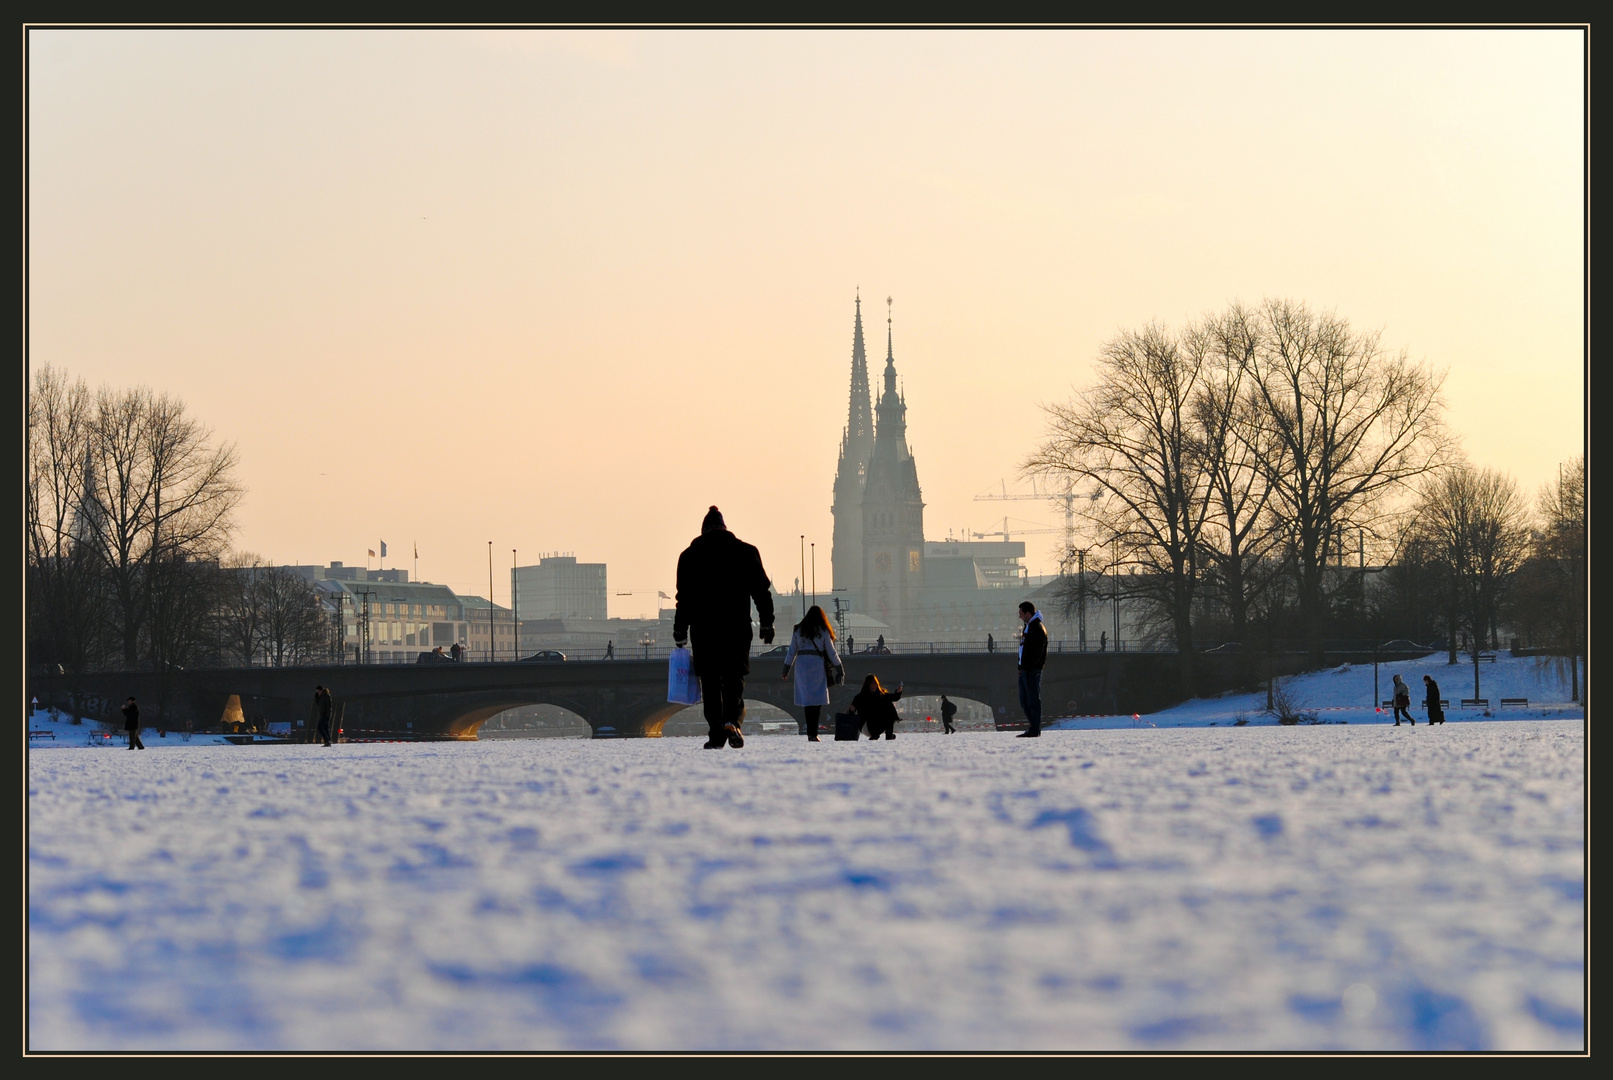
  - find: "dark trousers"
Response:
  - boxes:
[943,713,956,734]
[127,728,144,749]
[317,717,333,745]
[1019,670,1042,733]
[804,704,822,738]
[698,668,747,738]
[1393,704,1413,724]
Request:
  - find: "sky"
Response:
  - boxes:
[26,28,1586,617]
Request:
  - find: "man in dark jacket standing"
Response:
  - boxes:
[940,694,958,734]
[674,506,775,749]
[122,696,145,750]
[314,685,334,746]
[1016,601,1048,738]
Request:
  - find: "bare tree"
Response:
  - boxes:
[257,566,329,666]
[1240,299,1453,663]
[1028,321,1214,691]
[82,384,241,666]
[26,365,109,671]
[1508,456,1586,700]
[1413,465,1533,682]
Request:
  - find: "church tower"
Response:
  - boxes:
[860,298,926,634]
[830,291,874,592]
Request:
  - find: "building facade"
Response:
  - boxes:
[513,555,607,621]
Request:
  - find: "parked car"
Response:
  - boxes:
[755,644,790,659]
[416,649,453,664]
[1377,639,1428,653]
[1203,642,1243,653]
[520,650,568,662]
[1427,639,1450,651]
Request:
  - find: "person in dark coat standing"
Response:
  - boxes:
[122,696,145,750]
[1423,674,1445,725]
[1391,674,1414,726]
[850,674,903,740]
[940,694,958,734]
[1016,601,1048,737]
[673,506,775,749]
[314,685,334,746]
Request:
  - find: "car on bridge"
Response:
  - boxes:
[520,650,568,662]
[1202,642,1243,653]
[1378,640,1431,653]
[755,645,790,659]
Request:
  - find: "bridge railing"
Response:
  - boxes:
[341,638,1155,665]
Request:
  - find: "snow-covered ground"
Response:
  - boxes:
[29,684,1584,1050]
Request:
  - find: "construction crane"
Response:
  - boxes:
[968,516,1061,542]
[974,476,1095,564]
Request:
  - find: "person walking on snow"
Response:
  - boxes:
[673,506,775,749]
[1016,601,1048,737]
[122,696,145,750]
[781,604,843,741]
[940,694,958,734]
[314,685,334,746]
[1424,674,1445,725]
[1391,674,1414,726]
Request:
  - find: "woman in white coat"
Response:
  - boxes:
[781,605,844,741]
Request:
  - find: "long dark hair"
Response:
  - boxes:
[797,605,834,641]
[859,673,884,696]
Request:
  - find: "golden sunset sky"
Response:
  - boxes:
[27,28,1585,617]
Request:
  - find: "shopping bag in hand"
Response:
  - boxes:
[667,646,701,704]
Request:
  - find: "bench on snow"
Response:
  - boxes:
[27,730,54,740]
[1461,698,1489,708]
[1468,653,1497,663]
[1500,697,1529,707]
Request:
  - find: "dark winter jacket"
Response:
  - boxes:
[1018,615,1048,671]
[1425,678,1443,715]
[122,701,139,731]
[851,687,903,732]
[941,698,958,722]
[673,527,774,664]
[316,689,333,722]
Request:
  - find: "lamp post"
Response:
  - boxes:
[1111,535,1121,651]
[487,541,494,663]
[811,542,816,609]
[800,535,806,618]
[512,548,519,660]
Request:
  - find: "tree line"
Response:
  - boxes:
[1027,299,1586,697]
[27,365,336,673]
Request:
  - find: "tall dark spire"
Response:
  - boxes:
[846,289,872,445]
[832,289,878,593]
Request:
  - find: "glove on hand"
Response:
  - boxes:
[760,627,774,645]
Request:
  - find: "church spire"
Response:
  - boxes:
[846,288,871,444]
[882,295,898,398]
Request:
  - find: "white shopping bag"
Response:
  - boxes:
[667,647,701,704]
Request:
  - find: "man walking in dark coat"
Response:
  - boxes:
[314,685,334,746]
[1016,601,1048,738]
[673,506,775,749]
[122,696,145,750]
[940,694,958,734]
[1423,674,1445,725]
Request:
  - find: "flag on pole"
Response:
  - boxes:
[368,549,375,557]
[414,542,418,559]
[380,540,388,558]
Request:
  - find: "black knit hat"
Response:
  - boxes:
[702,505,725,533]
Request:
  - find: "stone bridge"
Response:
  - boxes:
[29,651,1256,740]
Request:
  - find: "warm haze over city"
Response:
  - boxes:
[27,28,1585,615]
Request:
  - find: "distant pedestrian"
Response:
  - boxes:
[851,673,903,741]
[1016,601,1048,738]
[606,640,615,660]
[450,641,463,662]
[987,633,995,653]
[940,694,958,734]
[782,604,843,742]
[1099,630,1107,653]
[1391,674,1414,726]
[876,634,886,654]
[846,636,854,656]
[314,685,334,746]
[673,505,776,749]
[122,696,145,750]
[1424,674,1445,725]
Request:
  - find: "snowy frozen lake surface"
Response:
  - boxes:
[29,719,1583,1051]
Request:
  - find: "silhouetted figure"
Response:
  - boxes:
[1424,674,1445,725]
[987,633,995,653]
[941,694,958,734]
[1016,601,1048,737]
[876,634,886,654]
[1099,631,1107,653]
[673,506,775,749]
[851,673,903,740]
[122,696,145,750]
[783,605,843,741]
[314,685,334,746]
[450,642,463,662]
[1391,674,1414,726]
[847,636,854,656]
[606,641,614,660]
